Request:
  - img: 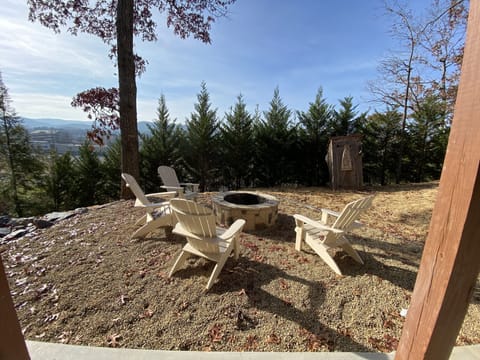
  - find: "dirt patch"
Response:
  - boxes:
[2,183,479,352]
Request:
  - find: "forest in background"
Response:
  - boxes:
[0,0,467,217]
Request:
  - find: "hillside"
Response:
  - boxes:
[2,184,479,352]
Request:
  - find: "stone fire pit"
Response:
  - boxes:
[212,191,279,231]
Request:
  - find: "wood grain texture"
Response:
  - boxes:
[395,1,480,359]
[0,256,30,359]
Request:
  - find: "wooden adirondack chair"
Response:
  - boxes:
[168,198,246,290]
[121,173,177,239]
[293,195,374,275]
[157,166,199,200]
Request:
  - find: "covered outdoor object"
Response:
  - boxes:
[326,135,363,190]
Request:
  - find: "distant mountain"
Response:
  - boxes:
[21,117,152,134]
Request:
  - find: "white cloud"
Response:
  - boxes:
[10,92,90,121]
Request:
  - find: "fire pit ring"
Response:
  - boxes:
[212,191,279,231]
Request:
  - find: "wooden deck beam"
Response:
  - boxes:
[0,255,30,359]
[395,1,480,359]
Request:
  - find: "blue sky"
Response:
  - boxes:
[1,0,431,123]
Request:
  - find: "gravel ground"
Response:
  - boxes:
[2,183,479,352]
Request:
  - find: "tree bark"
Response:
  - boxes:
[117,0,139,199]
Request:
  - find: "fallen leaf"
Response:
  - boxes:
[266,333,281,345]
[237,288,247,296]
[208,324,224,343]
[279,279,289,290]
[107,333,122,347]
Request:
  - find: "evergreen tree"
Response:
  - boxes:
[73,141,102,207]
[140,94,183,192]
[220,94,254,189]
[0,73,43,216]
[183,82,220,191]
[359,109,402,185]
[296,88,334,186]
[46,151,77,211]
[254,87,296,186]
[100,138,122,201]
[405,95,449,182]
[331,96,367,136]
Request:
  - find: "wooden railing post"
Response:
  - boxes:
[395,1,480,359]
[0,255,30,359]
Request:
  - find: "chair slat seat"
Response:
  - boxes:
[122,173,177,239]
[168,199,245,290]
[294,195,375,275]
[158,166,199,200]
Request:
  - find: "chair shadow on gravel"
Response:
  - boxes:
[207,257,373,352]
[246,213,297,243]
[334,236,418,291]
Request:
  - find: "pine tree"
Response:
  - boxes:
[405,95,449,182]
[46,151,77,211]
[140,94,183,192]
[220,94,254,189]
[296,88,333,185]
[358,109,402,185]
[254,87,296,186]
[183,82,220,191]
[73,141,102,207]
[331,96,367,136]
[100,138,122,201]
[0,73,43,216]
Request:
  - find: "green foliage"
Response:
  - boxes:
[220,94,255,189]
[359,109,403,185]
[73,141,103,207]
[0,74,44,216]
[100,138,122,200]
[331,96,367,136]
[404,95,449,182]
[46,151,77,211]
[183,82,220,191]
[296,88,333,186]
[140,94,184,193]
[254,87,297,186]
[0,80,454,218]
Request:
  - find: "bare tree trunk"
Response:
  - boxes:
[117,0,139,199]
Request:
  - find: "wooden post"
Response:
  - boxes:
[395,2,480,359]
[0,255,30,359]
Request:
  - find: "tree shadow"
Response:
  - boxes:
[208,257,373,352]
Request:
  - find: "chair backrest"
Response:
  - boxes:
[332,195,374,231]
[121,173,149,206]
[170,199,217,238]
[158,166,181,187]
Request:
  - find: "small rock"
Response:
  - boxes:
[75,208,88,215]
[0,227,11,237]
[43,211,76,222]
[33,219,54,229]
[3,228,28,241]
[0,215,11,226]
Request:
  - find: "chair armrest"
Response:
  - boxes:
[134,200,170,209]
[321,208,340,218]
[180,183,200,192]
[161,185,183,191]
[293,214,344,234]
[219,219,246,240]
[146,191,177,199]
